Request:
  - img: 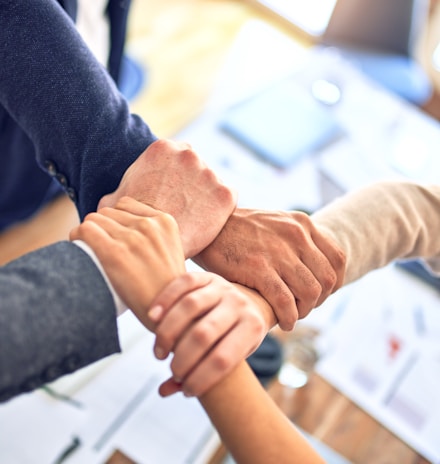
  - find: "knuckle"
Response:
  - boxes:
[136,217,151,232]
[210,351,231,372]
[334,247,347,272]
[291,211,312,226]
[217,182,235,206]
[170,360,184,380]
[249,313,266,334]
[160,212,179,232]
[152,139,168,151]
[181,272,200,287]
[83,211,100,222]
[307,279,322,304]
[322,270,337,293]
[192,323,213,346]
[77,220,94,233]
[182,293,201,311]
[115,196,132,208]
[180,146,198,163]
[155,331,173,351]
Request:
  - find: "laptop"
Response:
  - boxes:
[246,0,421,55]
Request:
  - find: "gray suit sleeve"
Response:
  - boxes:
[0,241,121,403]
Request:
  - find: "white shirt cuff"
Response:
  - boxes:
[73,240,128,317]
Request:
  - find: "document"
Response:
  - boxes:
[315,266,440,463]
[0,313,219,464]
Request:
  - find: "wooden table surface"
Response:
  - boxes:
[2,1,439,463]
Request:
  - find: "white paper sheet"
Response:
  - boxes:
[316,266,440,463]
[0,313,219,464]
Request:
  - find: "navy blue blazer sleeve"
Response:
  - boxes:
[0,0,156,219]
[0,242,121,403]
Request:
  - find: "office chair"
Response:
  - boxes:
[320,0,433,105]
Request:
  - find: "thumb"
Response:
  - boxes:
[97,192,116,210]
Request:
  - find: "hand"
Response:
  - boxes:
[98,139,237,258]
[148,272,269,398]
[70,197,186,330]
[193,208,346,331]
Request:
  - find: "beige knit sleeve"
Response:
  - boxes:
[311,181,440,285]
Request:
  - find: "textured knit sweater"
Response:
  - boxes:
[312,180,440,285]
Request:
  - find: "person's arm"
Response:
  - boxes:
[0,0,153,218]
[151,273,323,463]
[0,241,120,403]
[73,200,276,400]
[0,0,342,330]
[97,139,237,259]
[148,273,274,397]
[199,361,325,464]
[192,208,346,330]
[312,180,440,284]
[70,197,187,323]
[0,198,186,404]
[0,1,236,257]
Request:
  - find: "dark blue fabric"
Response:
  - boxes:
[0,108,63,229]
[107,0,132,86]
[0,0,156,229]
[57,0,77,21]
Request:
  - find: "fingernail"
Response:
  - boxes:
[183,389,193,398]
[149,305,164,322]
[154,346,168,360]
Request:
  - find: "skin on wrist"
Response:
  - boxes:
[233,283,277,330]
[198,362,325,464]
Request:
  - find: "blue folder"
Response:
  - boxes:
[220,77,342,169]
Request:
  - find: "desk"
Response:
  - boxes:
[0,1,437,463]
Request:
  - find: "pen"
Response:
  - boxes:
[41,385,83,409]
[53,436,81,464]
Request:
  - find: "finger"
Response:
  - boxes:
[253,271,299,331]
[153,276,222,359]
[95,205,156,229]
[82,212,139,241]
[298,244,336,308]
[158,378,182,397]
[280,260,322,321]
[168,303,238,382]
[72,220,118,259]
[178,327,254,397]
[112,196,163,218]
[311,228,346,294]
[291,239,337,308]
[69,224,81,241]
[149,272,213,324]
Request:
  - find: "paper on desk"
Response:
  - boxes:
[316,266,440,463]
[0,313,219,464]
[311,47,440,192]
[0,388,86,464]
[66,313,219,464]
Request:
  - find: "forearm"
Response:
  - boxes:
[197,284,322,463]
[312,181,440,284]
[0,242,120,402]
[0,0,156,217]
[199,361,324,464]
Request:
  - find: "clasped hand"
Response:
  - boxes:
[71,139,346,397]
[71,197,268,397]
